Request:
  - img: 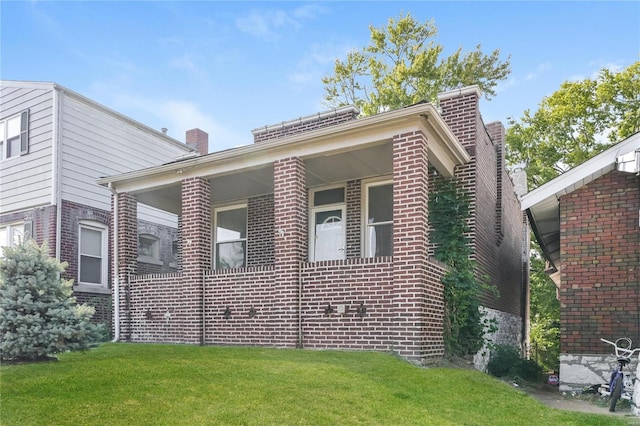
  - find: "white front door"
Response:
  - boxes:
[312,208,345,261]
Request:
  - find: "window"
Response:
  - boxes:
[365,181,393,257]
[138,234,160,264]
[78,222,108,287]
[0,222,31,256]
[214,205,247,269]
[0,110,29,160]
[310,186,346,261]
[170,240,178,268]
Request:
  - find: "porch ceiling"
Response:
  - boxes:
[135,143,393,215]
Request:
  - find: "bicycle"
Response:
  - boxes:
[600,337,640,412]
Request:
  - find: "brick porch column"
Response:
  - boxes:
[181,177,211,344]
[116,192,137,341]
[273,157,307,347]
[392,130,437,362]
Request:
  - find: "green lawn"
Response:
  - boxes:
[0,343,630,425]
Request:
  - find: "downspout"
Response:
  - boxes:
[297,261,303,349]
[108,182,120,342]
[201,269,205,346]
[52,85,63,260]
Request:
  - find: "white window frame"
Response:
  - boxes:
[363,179,393,258]
[309,185,346,262]
[0,109,29,161]
[137,233,162,265]
[0,221,31,257]
[213,203,247,269]
[77,221,109,292]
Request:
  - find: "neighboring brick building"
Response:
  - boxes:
[99,86,528,364]
[522,131,640,390]
[0,80,199,325]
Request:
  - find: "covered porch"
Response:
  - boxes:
[98,102,470,362]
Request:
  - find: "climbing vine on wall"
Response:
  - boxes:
[429,177,486,356]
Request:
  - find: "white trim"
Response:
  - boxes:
[53,86,63,261]
[97,102,470,192]
[521,132,640,211]
[309,185,347,262]
[437,85,481,102]
[362,179,393,258]
[77,220,109,289]
[213,203,247,269]
[251,105,360,135]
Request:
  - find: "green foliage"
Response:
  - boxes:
[488,344,544,383]
[506,61,640,189]
[322,13,511,115]
[0,240,102,361]
[529,244,560,372]
[429,177,486,355]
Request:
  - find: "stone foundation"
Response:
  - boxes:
[474,306,523,371]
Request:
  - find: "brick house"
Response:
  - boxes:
[98,85,528,364]
[521,131,640,390]
[0,80,201,324]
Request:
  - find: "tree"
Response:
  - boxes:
[506,63,640,371]
[506,61,640,189]
[322,13,511,116]
[0,240,102,361]
[528,244,560,372]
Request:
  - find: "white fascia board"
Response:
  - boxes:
[98,103,470,192]
[520,132,640,211]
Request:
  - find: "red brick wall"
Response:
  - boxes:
[247,194,275,266]
[560,171,640,354]
[301,258,394,350]
[253,108,358,143]
[346,179,362,258]
[180,177,211,344]
[186,128,208,155]
[117,193,138,340]
[439,90,524,317]
[392,130,445,360]
[0,205,57,255]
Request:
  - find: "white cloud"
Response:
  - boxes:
[169,53,200,73]
[235,3,326,41]
[495,62,552,93]
[286,41,354,90]
[87,84,250,151]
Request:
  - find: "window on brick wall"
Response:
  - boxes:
[310,186,346,261]
[214,204,247,269]
[0,109,30,161]
[78,221,108,288]
[170,240,178,268]
[0,221,32,257]
[364,181,393,257]
[138,234,161,265]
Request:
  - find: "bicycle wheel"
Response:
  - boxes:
[609,373,624,412]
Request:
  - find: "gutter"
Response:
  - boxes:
[108,182,120,342]
[52,85,63,261]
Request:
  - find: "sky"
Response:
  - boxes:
[1,1,639,152]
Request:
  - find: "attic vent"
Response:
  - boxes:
[616,150,640,174]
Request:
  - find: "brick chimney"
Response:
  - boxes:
[186,128,208,155]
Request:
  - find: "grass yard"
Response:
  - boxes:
[0,343,631,425]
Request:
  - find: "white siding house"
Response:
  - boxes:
[0,80,199,323]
